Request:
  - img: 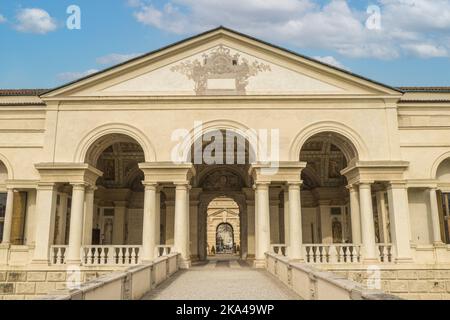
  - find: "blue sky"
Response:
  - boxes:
[0,0,450,89]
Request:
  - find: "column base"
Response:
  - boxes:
[179,258,191,269]
[394,257,414,264]
[362,258,380,265]
[253,259,266,268]
[433,241,446,248]
[30,259,51,266]
[65,259,82,266]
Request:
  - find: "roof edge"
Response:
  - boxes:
[40,26,404,97]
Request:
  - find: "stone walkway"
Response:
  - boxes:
[142,256,300,300]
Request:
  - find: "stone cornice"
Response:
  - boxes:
[249,161,307,184]
[35,163,103,187]
[139,162,195,184]
[341,161,409,186]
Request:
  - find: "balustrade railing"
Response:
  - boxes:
[50,245,68,265]
[271,244,287,257]
[303,244,362,264]
[376,243,393,263]
[156,245,174,257]
[81,246,142,266]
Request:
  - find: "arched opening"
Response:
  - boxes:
[216,223,235,254]
[186,129,257,262]
[436,158,450,243]
[90,134,145,245]
[299,132,356,244]
[207,197,240,256]
[52,134,146,247]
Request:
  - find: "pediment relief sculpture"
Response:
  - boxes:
[171,45,271,95]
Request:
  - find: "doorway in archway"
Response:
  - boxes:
[206,197,240,256]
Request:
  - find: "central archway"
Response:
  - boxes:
[188,129,255,261]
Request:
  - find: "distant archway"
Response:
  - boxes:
[216,223,235,254]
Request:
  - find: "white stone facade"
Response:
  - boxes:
[1,28,450,298]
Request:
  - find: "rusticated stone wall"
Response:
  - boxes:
[0,269,112,300]
[329,268,450,300]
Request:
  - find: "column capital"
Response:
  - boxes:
[287,180,303,188]
[253,182,270,190]
[387,181,408,190]
[174,182,190,190]
[142,182,158,191]
[70,183,87,190]
[37,182,57,190]
[358,181,373,189]
[346,184,359,192]
[85,185,98,193]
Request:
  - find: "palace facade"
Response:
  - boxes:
[1,27,450,299]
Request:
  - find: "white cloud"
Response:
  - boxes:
[129,0,450,60]
[313,56,348,70]
[402,43,449,58]
[0,14,6,24]
[15,8,57,34]
[127,0,143,8]
[96,53,143,65]
[57,69,99,82]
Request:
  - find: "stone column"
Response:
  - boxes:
[288,182,303,261]
[254,182,270,267]
[56,193,68,244]
[319,201,332,243]
[174,183,191,268]
[269,188,281,243]
[112,202,127,245]
[66,184,86,265]
[141,184,157,262]
[1,188,14,244]
[189,189,200,260]
[186,186,191,261]
[376,191,390,243]
[428,187,444,244]
[246,197,256,258]
[359,182,378,262]
[155,188,161,246]
[32,183,57,264]
[283,187,290,246]
[347,185,361,244]
[387,182,412,262]
[82,187,95,245]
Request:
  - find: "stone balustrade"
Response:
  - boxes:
[50,246,68,265]
[376,244,393,263]
[81,246,142,266]
[265,252,400,300]
[303,244,362,264]
[271,244,287,257]
[40,253,179,300]
[270,244,394,265]
[156,245,174,258]
[50,245,142,266]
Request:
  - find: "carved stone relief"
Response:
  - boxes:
[171,45,271,95]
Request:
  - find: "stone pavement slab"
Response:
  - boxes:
[142,260,300,300]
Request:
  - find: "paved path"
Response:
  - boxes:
[142,256,300,300]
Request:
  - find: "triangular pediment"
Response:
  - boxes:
[42,27,401,98]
